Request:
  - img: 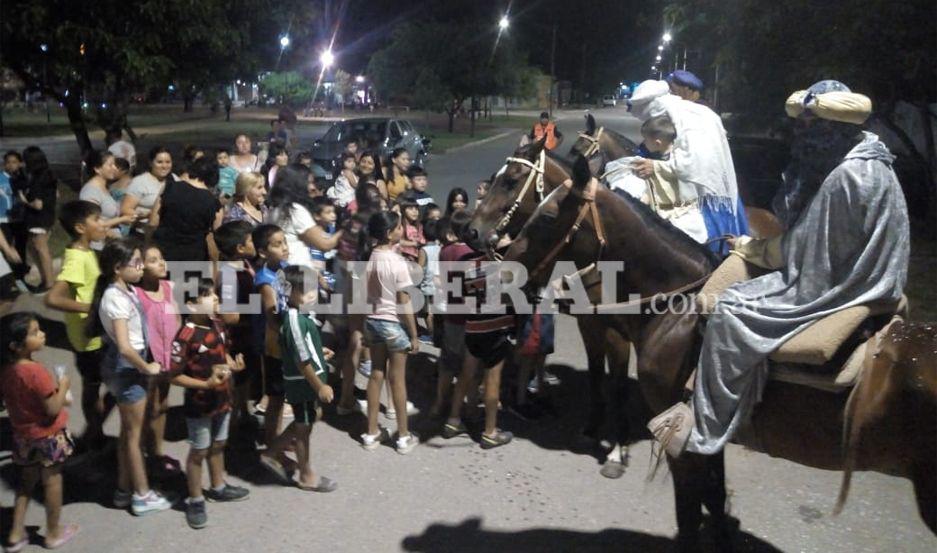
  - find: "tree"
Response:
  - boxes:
[333,69,353,112]
[259,72,314,107]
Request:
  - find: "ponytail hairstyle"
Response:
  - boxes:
[86,238,140,339]
[1,312,38,368]
[360,210,400,261]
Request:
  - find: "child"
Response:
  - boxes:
[335,210,371,416]
[87,239,172,515]
[308,196,338,291]
[135,243,182,473]
[404,167,435,208]
[361,211,420,453]
[423,203,442,223]
[110,157,133,208]
[45,200,111,447]
[327,152,357,208]
[1,313,79,550]
[397,197,424,263]
[170,278,249,529]
[251,224,292,452]
[215,148,239,203]
[259,266,338,491]
[474,179,490,208]
[418,219,443,345]
[214,220,260,441]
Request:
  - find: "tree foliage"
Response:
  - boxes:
[259,71,314,107]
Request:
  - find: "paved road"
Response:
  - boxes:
[2,108,935,552]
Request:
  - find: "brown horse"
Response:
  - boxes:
[467,139,635,474]
[503,155,936,549]
[569,113,784,239]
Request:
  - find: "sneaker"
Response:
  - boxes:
[357,360,372,378]
[442,420,468,439]
[360,427,390,451]
[185,499,207,529]
[131,490,172,516]
[385,401,417,420]
[113,489,132,509]
[526,378,540,395]
[396,433,419,455]
[542,370,560,386]
[480,430,514,450]
[205,484,250,502]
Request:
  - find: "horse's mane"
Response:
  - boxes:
[601,127,639,151]
[601,187,719,269]
[544,149,572,171]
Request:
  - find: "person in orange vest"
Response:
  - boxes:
[528,112,563,150]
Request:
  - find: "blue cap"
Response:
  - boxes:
[667,70,704,91]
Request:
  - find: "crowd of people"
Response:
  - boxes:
[0,131,555,546]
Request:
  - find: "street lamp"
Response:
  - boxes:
[355,75,365,83]
[499,15,510,30]
[320,49,335,68]
[279,35,290,49]
[655,55,662,61]
[657,44,664,51]
[662,32,672,43]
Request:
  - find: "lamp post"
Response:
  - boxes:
[40,43,50,123]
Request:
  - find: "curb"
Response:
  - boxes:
[441,130,517,154]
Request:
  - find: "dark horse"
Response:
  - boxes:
[503,155,937,550]
[467,138,635,476]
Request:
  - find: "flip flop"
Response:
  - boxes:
[258,455,292,485]
[296,476,338,493]
[4,537,28,553]
[45,523,80,549]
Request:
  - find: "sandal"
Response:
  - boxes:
[296,476,338,493]
[44,523,80,549]
[4,537,28,553]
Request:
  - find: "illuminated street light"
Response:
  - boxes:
[320,49,335,68]
[279,35,290,49]
[355,75,365,83]
[662,32,672,43]
[499,15,510,30]
[657,44,664,51]
[655,55,662,61]
[39,43,48,52]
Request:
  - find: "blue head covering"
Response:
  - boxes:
[667,70,704,91]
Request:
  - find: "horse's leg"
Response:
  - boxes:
[600,332,631,478]
[669,455,705,552]
[913,456,937,534]
[575,317,608,445]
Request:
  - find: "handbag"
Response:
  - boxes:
[646,401,693,458]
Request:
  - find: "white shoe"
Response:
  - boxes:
[396,433,419,455]
[385,401,417,420]
[360,427,390,451]
[131,490,172,516]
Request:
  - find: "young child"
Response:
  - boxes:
[1,313,79,550]
[170,278,249,529]
[474,179,490,208]
[327,152,357,208]
[404,167,435,208]
[308,196,338,291]
[110,157,133,208]
[87,239,172,514]
[214,220,260,443]
[418,219,443,344]
[216,148,239,203]
[423,203,442,223]
[397,197,424,263]
[251,224,292,452]
[259,266,338,491]
[45,200,111,447]
[361,211,420,454]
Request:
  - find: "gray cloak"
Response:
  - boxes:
[688,132,910,455]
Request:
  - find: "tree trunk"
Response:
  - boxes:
[183,95,193,112]
[64,96,93,158]
[469,96,476,138]
[447,109,455,133]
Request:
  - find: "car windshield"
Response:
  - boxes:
[323,120,388,147]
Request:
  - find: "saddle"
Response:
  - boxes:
[695,255,908,392]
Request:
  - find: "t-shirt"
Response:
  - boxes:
[170,320,232,418]
[266,203,315,268]
[366,248,413,322]
[387,171,409,202]
[79,182,120,250]
[24,172,57,230]
[57,247,103,352]
[229,154,260,174]
[420,242,441,297]
[99,284,147,351]
[126,172,164,220]
[0,361,68,441]
[439,242,476,325]
[152,179,222,262]
[278,307,328,404]
[0,171,12,223]
[402,189,435,208]
[108,140,137,168]
[217,166,238,198]
[254,261,290,358]
[399,222,425,261]
[135,280,181,371]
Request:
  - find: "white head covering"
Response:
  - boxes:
[628,80,671,121]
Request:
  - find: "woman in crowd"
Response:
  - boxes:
[444,187,469,218]
[79,150,135,250]
[265,164,342,268]
[223,172,268,227]
[121,146,173,237]
[357,150,387,200]
[230,134,261,174]
[383,148,411,202]
[263,143,290,189]
[151,157,224,263]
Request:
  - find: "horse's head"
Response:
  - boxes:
[467,136,548,251]
[568,114,640,175]
[504,153,595,291]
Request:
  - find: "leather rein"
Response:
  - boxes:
[495,149,547,232]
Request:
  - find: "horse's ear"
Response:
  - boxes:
[585,113,596,134]
[528,135,546,157]
[571,154,591,190]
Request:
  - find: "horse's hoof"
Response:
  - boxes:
[600,460,626,479]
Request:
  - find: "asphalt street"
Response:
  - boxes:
[1,107,934,552]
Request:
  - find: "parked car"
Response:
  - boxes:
[602,95,617,107]
[309,117,431,177]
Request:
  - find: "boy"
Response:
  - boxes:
[215,148,239,202]
[251,224,292,453]
[170,278,249,529]
[308,197,337,291]
[214,220,259,445]
[45,200,111,447]
[259,266,338,491]
[403,167,435,209]
[3,151,29,282]
[422,203,442,223]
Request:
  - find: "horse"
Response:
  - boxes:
[569,113,785,240]
[467,137,636,477]
[502,154,937,549]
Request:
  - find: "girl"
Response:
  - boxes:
[87,239,172,516]
[444,187,469,218]
[356,150,387,200]
[397,197,424,263]
[263,143,289,188]
[361,211,420,454]
[135,243,182,474]
[1,313,78,550]
[230,134,261,174]
[79,150,135,249]
[19,146,57,291]
[383,148,411,202]
[474,179,490,208]
[121,146,172,237]
[327,152,358,208]
[223,171,268,227]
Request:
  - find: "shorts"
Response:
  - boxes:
[263,355,285,397]
[440,321,467,374]
[75,348,105,385]
[516,313,556,357]
[105,369,148,405]
[289,400,320,425]
[13,428,75,467]
[363,318,411,352]
[465,328,513,369]
[186,411,232,450]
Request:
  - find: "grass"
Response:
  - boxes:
[0,105,232,138]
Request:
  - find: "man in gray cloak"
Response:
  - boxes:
[681,80,910,455]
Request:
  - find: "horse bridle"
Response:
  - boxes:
[575,127,605,158]
[495,149,547,233]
